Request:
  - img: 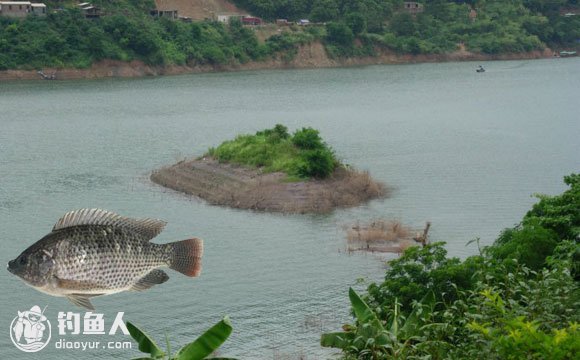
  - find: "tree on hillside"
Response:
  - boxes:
[311,0,340,22]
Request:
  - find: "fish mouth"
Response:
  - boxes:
[7,259,16,274]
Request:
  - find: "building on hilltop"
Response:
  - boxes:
[216,13,245,23]
[78,2,100,18]
[0,1,46,17]
[241,16,262,25]
[150,8,178,20]
[0,1,30,17]
[30,2,45,15]
[403,1,424,15]
[215,14,262,25]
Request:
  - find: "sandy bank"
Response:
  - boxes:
[0,43,554,81]
[150,157,386,214]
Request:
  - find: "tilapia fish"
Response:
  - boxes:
[7,209,203,310]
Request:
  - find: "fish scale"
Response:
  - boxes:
[7,209,203,310]
[52,226,168,289]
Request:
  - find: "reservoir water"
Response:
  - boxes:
[1,58,578,359]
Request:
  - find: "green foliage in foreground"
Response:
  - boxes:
[324,174,580,359]
[490,173,580,274]
[207,124,338,179]
[321,289,438,359]
[126,316,234,359]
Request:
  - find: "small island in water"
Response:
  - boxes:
[151,125,386,213]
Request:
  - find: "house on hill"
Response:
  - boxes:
[403,1,424,15]
[0,1,46,17]
[241,16,261,25]
[216,13,245,23]
[155,0,247,21]
[78,2,100,18]
[0,1,27,17]
[30,2,45,15]
[150,8,178,20]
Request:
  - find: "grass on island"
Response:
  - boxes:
[207,124,339,179]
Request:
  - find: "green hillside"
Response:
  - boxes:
[0,0,578,70]
[233,0,580,55]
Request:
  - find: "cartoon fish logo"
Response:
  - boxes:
[7,209,203,309]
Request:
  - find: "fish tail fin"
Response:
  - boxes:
[168,238,203,277]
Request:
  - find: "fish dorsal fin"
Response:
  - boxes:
[53,209,167,241]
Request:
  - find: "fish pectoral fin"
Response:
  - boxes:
[66,294,97,310]
[130,269,169,292]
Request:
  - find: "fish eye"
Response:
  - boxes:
[18,256,27,265]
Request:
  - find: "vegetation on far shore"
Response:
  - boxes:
[238,0,580,57]
[323,173,580,359]
[1,0,579,71]
[207,124,339,179]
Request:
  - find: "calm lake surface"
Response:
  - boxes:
[1,58,579,359]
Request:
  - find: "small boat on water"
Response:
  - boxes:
[37,70,56,80]
[476,65,485,73]
[559,50,577,57]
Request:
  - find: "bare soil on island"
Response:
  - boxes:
[150,157,387,213]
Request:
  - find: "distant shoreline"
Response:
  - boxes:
[150,157,387,214]
[0,43,554,82]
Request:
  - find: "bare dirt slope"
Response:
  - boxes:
[154,0,246,20]
[150,157,386,213]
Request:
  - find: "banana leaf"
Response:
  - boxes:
[126,321,166,359]
[390,298,400,336]
[349,288,390,346]
[399,291,436,339]
[174,316,233,360]
[320,331,356,349]
[348,287,384,331]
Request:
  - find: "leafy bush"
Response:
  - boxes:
[524,173,580,241]
[208,124,338,179]
[291,127,324,150]
[366,242,481,315]
[488,173,580,272]
[459,262,580,359]
[256,124,290,143]
[325,22,354,46]
[296,148,336,179]
[488,221,559,270]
